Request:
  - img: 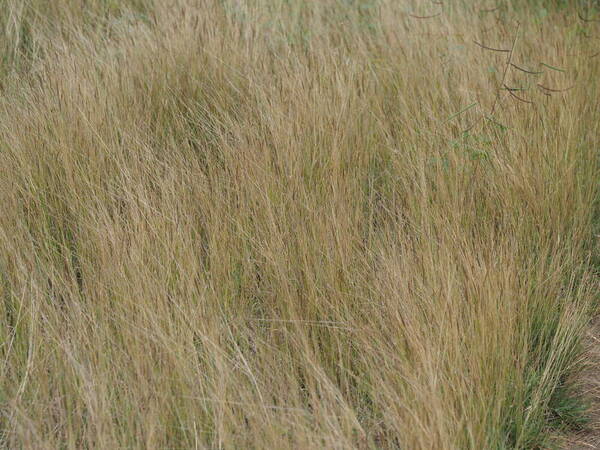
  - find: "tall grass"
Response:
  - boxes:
[0,1,598,448]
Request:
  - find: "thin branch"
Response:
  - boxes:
[473,40,510,52]
[508,90,533,104]
[510,63,543,75]
[491,22,520,115]
[502,84,527,91]
[537,84,574,93]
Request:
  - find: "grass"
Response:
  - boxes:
[0,0,599,448]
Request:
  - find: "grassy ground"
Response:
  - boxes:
[1,1,598,448]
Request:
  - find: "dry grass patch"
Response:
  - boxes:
[0,1,598,448]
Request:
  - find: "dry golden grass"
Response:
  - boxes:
[0,1,598,448]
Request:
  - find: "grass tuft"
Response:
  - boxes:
[0,0,598,448]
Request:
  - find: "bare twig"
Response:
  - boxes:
[473,40,510,52]
[510,63,543,75]
[491,22,521,115]
[462,25,520,133]
[537,84,574,93]
[502,84,527,91]
[507,90,533,104]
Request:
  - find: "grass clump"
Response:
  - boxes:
[0,0,598,448]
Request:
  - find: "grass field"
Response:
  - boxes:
[1,1,599,448]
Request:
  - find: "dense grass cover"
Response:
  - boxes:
[0,1,598,448]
